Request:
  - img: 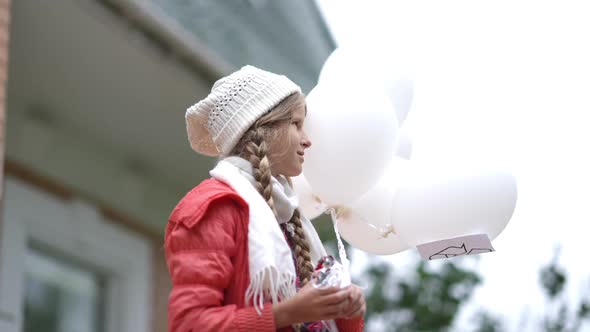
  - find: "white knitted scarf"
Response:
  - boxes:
[210,157,329,314]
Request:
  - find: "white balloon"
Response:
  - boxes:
[291,173,326,220]
[336,210,410,256]
[384,75,414,126]
[390,166,518,246]
[330,157,409,255]
[317,47,345,83]
[319,46,414,126]
[304,84,398,206]
[395,127,413,160]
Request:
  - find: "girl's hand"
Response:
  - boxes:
[273,281,351,327]
[340,284,366,319]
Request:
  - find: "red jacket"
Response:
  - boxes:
[165,179,364,332]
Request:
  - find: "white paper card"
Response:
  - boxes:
[417,234,495,260]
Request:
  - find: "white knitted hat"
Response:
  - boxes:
[186,65,302,156]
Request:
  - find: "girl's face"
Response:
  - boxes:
[267,104,311,177]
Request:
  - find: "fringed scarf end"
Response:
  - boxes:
[245,266,297,315]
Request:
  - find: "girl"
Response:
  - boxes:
[165,65,365,331]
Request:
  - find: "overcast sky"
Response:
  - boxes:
[315,1,590,330]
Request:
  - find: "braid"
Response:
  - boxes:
[290,209,314,286]
[245,127,277,216]
[290,210,314,332]
[243,127,314,286]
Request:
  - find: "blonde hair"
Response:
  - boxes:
[229,92,315,288]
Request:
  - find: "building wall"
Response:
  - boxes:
[0,0,11,202]
[153,246,171,332]
[147,0,335,92]
[0,8,12,326]
[2,2,171,329]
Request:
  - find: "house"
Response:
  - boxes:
[0,1,335,331]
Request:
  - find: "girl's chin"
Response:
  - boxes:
[286,166,303,178]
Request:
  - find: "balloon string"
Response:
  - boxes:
[326,207,351,274]
[319,201,397,286]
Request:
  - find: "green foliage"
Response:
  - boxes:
[474,311,503,332]
[541,262,567,299]
[360,258,482,332]
[538,249,590,332]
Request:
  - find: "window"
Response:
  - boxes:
[0,178,152,332]
[23,245,106,332]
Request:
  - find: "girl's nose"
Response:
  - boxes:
[302,132,312,149]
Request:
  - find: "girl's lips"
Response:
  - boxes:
[297,151,305,162]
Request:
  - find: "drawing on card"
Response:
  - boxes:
[417,234,496,261]
[427,243,494,260]
[428,244,467,260]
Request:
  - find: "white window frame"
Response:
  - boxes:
[0,177,152,332]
